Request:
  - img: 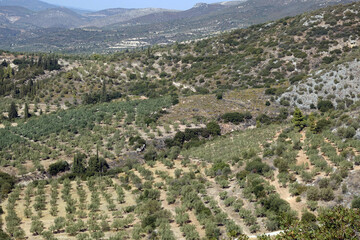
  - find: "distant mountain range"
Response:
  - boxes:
[0,0,358,53]
[0,1,178,28]
[0,0,56,11]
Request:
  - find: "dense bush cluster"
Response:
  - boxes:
[317,100,334,112]
[221,112,252,124]
[273,206,360,239]
[0,172,16,199]
[82,91,122,105]
[70,153,109,177]
[165,122,221,149]
[0,56,60,99]
[48,161,70,176]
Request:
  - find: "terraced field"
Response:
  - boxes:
[2,121,359,239]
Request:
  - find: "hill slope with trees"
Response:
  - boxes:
[1,2,360,239]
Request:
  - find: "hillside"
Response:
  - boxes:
[0,0,358,52]
[83,8,179,28]
[0,0,56,11]
[1,2,360,110]
[0,83,360,239]
[1,2,360,240]
[16,7,87,28]
[0,6,33,27]
[13,3,360,105]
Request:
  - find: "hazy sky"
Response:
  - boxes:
[42,0,223,11]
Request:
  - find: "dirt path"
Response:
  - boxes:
[318,141,338,171]
[320,151,337,170]
[296,149,313,170]
[267,130,307,217]
[159,184,185,239]
[296,132,313,169]
[271,170,306,217]
[267,129,283,144]
[187,210,206,239]
[249,230,284,239]
[324,138,342,155]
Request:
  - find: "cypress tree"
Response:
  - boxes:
[147,47,151,58]
[37,56,42,67]
[8,102,18,120]
[1,60,7,67]
[292,107,306,131]
[0,67,4,80]
[24,103,30,119]
[6,66,12,78]
[72,153,86,175]
[100,80,108,102]
[87,150,108,176]
[308,113,316,133]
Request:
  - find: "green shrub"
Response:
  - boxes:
[206,121,221,136]
[212,161,231,177]
[319,188,334,202]
[221,112,245,124]
[48,161,70,176]
[265,88,277,95]
[0,231,11,240]
[280,98,290,106]
[301,211,317,223]
[317,100,334,112]
[352,196,360,209]
[278,206,360,239]
[322,56,337,64]
[221,112,252,125]
[144,149,158,161]
[338,127,356,139]
[315,119,331,133]
[245,158,270,175]
[195,87,210,94]
[257,114,272,125]
[307,187,320,201]
[307,200,318,211]
[236,170,249,181]
[289,74,306,84]
[220,191,228,200]
[224,196,236,207]
[261,194,290,214]
[0,171,16,198]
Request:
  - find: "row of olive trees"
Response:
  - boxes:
[6,186,26,238]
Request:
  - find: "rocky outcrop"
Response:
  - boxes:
[280,59,360,109]
[17,171,50,185]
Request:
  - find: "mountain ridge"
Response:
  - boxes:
[0,0,57,11]
[0,0,359,53]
